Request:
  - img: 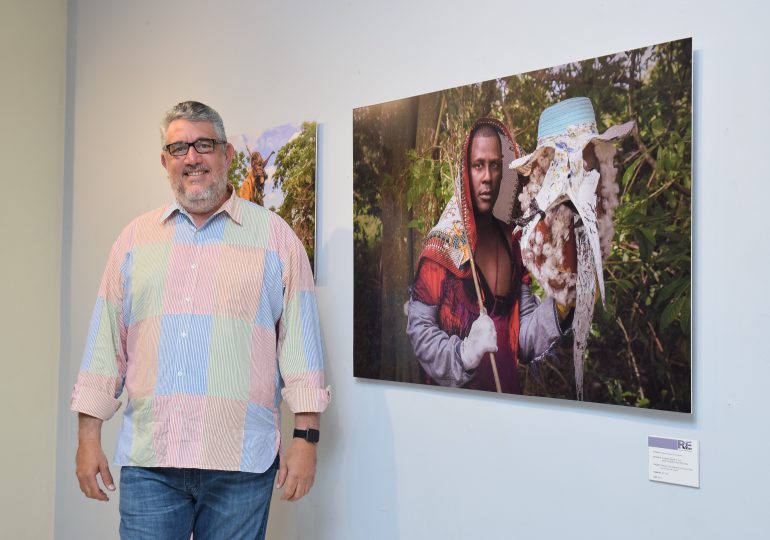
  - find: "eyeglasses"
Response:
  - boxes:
[164,138,226,157]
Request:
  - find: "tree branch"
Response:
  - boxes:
[616,316,646,401]
[626,87,657,171]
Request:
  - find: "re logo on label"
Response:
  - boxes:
[678,440,692,450]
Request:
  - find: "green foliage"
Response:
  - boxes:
[354,214,382,245]
[404,150,453,233]
[228,149,249,191]
[273,122,317,270]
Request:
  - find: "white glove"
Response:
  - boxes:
[460,312,497,371]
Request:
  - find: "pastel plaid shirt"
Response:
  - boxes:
[70,190,330,473]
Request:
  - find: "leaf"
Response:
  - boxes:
[640,227,656,246]
[651,116,665,139]
[660,300,679,332]
[635,229,653,262]
[406,180,420,209]
[656,277,689,305]
[621,155,643,187]
[612,278,635,292]
[407,219,421,229]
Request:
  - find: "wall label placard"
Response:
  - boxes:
[648,436,699,488]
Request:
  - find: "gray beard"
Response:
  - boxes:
[173,175,228,215]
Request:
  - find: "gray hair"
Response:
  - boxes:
[160,101,227,143]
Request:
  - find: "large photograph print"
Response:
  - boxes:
[354,38,692,412]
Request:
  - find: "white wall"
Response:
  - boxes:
[56,1,770,538]
[0,1,66,539]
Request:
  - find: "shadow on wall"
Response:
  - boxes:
[267,226,400,539]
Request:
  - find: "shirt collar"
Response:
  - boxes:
[160,184,243,226]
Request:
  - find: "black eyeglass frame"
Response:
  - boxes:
[163,138,227,157]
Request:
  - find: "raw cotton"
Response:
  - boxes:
[518,144,622,399]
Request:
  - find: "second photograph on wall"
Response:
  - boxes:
[229,121,318,273]
[353,38,692,412]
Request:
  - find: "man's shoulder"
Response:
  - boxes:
[110,205,172,247]
[124,205,169,230]
[237,197,273,221]
[133,205,170,225]
[238,200,297,238]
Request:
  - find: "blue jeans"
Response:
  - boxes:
[119,456,278,540]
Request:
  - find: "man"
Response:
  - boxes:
[71,101,330,539]
[407,117,571,394]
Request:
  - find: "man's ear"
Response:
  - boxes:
[161,152,168,170]
[225,142,235,165]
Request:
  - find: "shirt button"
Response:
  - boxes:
[177,370,184,377]
[185,296,191,303]
[191,263,197,270]
[180,330,187,338]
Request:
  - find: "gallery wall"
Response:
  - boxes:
[1,1,66,538]
[55,0,770,538]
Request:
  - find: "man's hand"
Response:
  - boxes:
[460,312,497,370]
[276,412,319,501]
[75,413,115,501]
[276,438,317,501]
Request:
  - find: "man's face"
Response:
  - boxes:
[161,119,234,215]
[468,134,503,215]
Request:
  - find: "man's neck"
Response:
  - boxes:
[189,210,216,229]
[185,193,230,228]
[475,212,496,235]
[182,186,232,228]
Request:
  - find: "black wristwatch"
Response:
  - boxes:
[293,428,320,443]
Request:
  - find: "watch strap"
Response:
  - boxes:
[293,428,320,443]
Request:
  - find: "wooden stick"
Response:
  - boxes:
[468,254,502,393]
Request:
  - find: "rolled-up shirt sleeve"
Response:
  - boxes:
[70,230,131,420]
[277,225,331,413]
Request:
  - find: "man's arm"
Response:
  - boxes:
[407,298,478,386]
[518,284,572,362]
[274,225,330,502]
[406,260,500,387]
[71,233,133,501]
[75,413,115,502]
[275,412,319,501]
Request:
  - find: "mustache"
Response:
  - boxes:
[183,165,210,174]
